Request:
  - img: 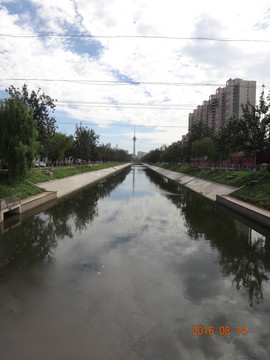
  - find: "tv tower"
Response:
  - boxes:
[132,127,137,158]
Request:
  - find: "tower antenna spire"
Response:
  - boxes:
[132,126,137,158]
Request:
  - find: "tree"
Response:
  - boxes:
[214,117,243,166]
[0,97,39,180]
[160,143,182,163]
[188,121,214,144]
[191,137,215,166]
[47,132,73,165]
[6,84,57,156]
[142,147,164,163]
[186,121,214,163]
[73,123,99,162]
[239,89,270,168]
[98,143,131,162]
[98,143,114,162]
[112,148,131,162]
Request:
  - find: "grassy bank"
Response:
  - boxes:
[26,163,124,183]
[153,163,270,210]
[0,163,127,199]
[0,177,45,199]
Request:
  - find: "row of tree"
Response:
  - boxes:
[143,89,270,167]
[0,84,131,180]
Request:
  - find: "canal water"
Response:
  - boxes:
[1,165,270,360]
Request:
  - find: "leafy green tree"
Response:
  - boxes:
[191,137,215,166]
[47,132,73,165]
[98,143,114,161]
[215,116,243,166]
[188,121,214,144]
[6,84,57,156]
[239,89,270,168]
[178,142,190,164]
[98,143,131,162]
[113,148,131,162]
[0,97,39,180]
[142,147,164,163]
[160,143,182,163]
[73,123,99,162]
[186,121,214,162]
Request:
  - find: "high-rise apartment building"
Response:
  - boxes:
[188,78,256,133]
[225,78,256,123]
[214,86,226,131]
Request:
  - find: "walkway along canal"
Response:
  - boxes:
[0,165,270,360]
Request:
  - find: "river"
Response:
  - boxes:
[0,165,270,360]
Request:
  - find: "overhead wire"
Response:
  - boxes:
[0,78,225,87]
[54,121,186,128]
[0,78,266,89]
[56,100,195,110]
[0,32,266,116]
[0,33,270,42]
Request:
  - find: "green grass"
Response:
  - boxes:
[0,163,127,200]
[26,163,124,183]
[0,177,45,199]
[231,179,270,210]
[153,163,270,210]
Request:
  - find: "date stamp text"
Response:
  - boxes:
[193,326,247,336]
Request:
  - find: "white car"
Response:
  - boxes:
[34,161,46,167]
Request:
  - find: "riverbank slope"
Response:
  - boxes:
[144,164,270,228]
[0,163,131,224]
[144,164,237,201]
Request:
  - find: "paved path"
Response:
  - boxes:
[36,164,131,198]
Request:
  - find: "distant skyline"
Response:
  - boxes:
[1,0,270,153]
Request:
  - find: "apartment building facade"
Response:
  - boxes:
[188,78,256,133]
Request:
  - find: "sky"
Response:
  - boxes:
[0,0,270,154]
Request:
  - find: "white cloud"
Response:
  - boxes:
[1,0,270,152]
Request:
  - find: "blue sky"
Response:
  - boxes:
[1,0,270,154]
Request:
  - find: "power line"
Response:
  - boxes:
[0,77,223,86]
[58,105,193,110]
[0,33,270,42]
[56,121,186,128]
[56,100,195,110]
[57,101,194,106]
[0,78,266,88]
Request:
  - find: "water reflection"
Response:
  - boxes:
[145,167,270,307]
[1,165,270,359]
[0,167,130,279]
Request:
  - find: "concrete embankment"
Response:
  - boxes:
[144,164,270,229]
[0,164,131,224]
[216,195,270,228]
[144,164,237,201]
[36,163,131,198]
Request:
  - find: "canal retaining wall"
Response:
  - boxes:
[0,192,57,223]
[144,164,270,229]
[216,195,270,228]
[21,191,57,213]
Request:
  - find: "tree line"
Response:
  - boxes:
[143,89,270,167]
[0,84,131,181]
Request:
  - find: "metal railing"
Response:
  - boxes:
[0,194,21,212]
